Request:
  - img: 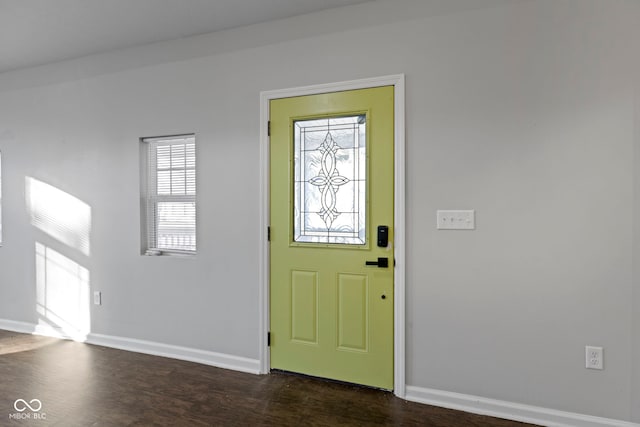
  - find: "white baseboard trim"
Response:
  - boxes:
[34,323,88,341]
[405,385,640,427]
[2,318,635,426]
[0,318,260,375]
[86,333,261,375]
[1,318,90,342]
[0,319,36,334]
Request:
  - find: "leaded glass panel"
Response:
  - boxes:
[294,115,366,244]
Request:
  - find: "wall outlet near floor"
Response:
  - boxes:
[585,346,603,370]
[94,291,102,306]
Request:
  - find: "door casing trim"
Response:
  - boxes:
[259,74,406,398]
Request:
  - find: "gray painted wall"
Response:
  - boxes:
[0,0,638,422]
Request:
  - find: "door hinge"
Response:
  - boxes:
[267,226,271,242]
[267,332,271,347]
[267,121,271,137]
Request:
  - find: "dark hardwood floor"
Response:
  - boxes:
[0,329,537,426]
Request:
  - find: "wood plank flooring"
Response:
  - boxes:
[0,329,538,426]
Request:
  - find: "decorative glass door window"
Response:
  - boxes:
[294,115,366,244]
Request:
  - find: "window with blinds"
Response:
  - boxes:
[141,135,196,255]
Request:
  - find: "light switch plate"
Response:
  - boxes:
[437,210,475,230]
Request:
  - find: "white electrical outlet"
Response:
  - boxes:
[93,291,102,306]
[585,346,603,370]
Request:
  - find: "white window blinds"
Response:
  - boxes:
[142,135,196,254]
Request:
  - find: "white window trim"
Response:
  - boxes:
[141,135,197,256]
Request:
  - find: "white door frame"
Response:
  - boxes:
[258,74,406,398]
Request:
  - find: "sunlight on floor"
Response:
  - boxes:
[0,334,57,355]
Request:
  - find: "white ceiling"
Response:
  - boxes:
[0,0,371,74]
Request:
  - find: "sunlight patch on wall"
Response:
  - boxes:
[35,242,90,342]
[26,177,91,256]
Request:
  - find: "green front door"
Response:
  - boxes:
[269,86,394,389]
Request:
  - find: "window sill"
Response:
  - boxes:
[143,249,196,257]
